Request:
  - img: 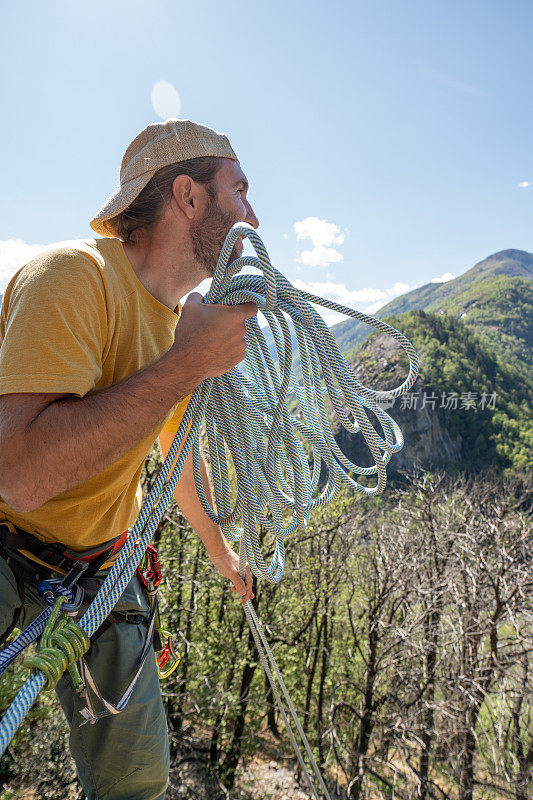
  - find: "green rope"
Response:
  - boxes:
[24,596,90,691]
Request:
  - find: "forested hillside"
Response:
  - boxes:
[338,310,532,474]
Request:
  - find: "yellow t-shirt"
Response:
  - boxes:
[0,237,190,552]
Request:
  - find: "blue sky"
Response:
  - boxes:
[1,0,532,322]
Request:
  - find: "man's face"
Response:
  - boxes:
[189,159,258,277]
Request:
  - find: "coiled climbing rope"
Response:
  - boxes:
[0,223,418,798]
[24,595,89,690]
[0,584,80,678]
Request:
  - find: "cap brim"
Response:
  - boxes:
[89,172,154,237]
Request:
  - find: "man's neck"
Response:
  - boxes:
[120,230,205,312]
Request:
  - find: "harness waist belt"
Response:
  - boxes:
[0,523,129,575]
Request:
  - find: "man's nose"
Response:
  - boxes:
[245,202,259,230]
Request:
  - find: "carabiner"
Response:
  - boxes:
[37,580,84,613]
[156,630,180,679]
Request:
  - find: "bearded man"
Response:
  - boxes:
[0,119,257,799]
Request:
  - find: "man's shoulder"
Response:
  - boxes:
[0,243,108,327]
[9,239,98,282]
[4,239,125,301]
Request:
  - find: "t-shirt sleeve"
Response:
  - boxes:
[161,394,192,434]
[0,248,108,397]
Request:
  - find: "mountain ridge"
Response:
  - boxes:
[331,248,533,368]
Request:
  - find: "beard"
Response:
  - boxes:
[189,198,241,278]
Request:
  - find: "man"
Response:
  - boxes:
[0,119,258,799]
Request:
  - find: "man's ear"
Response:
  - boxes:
[171,175,205,220]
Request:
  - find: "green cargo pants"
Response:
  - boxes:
[0,555,170,799]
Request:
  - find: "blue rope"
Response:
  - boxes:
[0,609,51,677]
[0,222,419,784]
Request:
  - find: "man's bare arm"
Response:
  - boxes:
[0,294,257,513]
[158,430,254,604]
[0,352,195,512]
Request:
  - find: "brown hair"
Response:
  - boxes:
[110,156,223,241]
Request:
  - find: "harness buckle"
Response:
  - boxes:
[61,559,90,590]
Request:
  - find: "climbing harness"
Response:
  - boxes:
[76,596,158,725]
[76,541,181,723]
[0,524,100,678]
[0,526,176,715]
[0,523,128,578]
[0,223,419,799]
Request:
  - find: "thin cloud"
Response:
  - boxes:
[293,278,414,326]
[421,66,489,98]
[518,181,531,189]
[294,216,345,268]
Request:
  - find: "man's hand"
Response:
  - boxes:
[169,293,258,384]
[207,543,254,605]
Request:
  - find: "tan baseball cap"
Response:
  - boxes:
[90,118,238,237]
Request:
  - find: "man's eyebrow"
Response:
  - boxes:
[235,177,249,190]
